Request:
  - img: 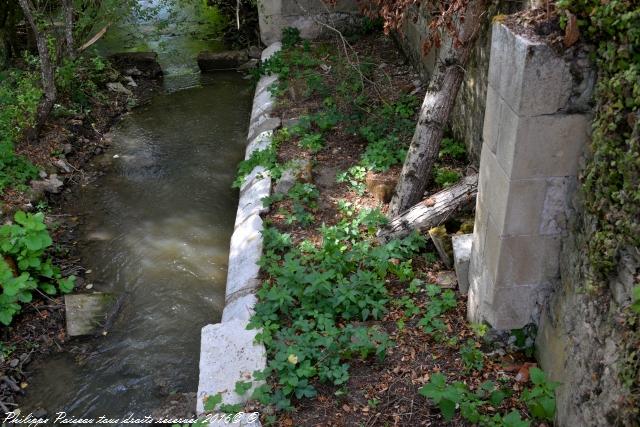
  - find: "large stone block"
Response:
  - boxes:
[482,283,550,329]
[494,111,589,180]
[452,234,473,294]
[222,294,258,323]
[196,320,266,414]
[236,167,271,226]
[261,42,282,62]
[245,131,273,160]
[487,23,573,116]
[225,214,263,300]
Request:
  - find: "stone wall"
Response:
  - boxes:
[395,1,531,162]
[537,210,639,426]
[257,0,360,45]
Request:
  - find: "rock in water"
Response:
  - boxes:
[64,293,117,336]
[197,50,250,71]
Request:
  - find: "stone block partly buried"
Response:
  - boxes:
[197,50,249,72]
[365,171,397,203]
[196,320,266,415]
[274,159,313,194]
[64,293,117,336]
[452,233,473,294]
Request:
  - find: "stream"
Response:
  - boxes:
[19,1,253,421]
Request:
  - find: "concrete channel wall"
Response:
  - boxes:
[196,42,283,426]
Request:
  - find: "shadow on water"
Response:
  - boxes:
[19,1,254,421]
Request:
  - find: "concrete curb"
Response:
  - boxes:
[196,42,283,424]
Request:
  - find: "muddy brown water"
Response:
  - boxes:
[19,1,254,417]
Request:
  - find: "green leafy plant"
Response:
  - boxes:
[249,210,426,410]
[439,137,466,160]
[298,133,324,152]
[460,339,484,373]
[417,284,457,339]
[434,167,462,187]
[0,211,75,325]
[336,165,367,195]
[521,367,559,422]
[281,27,302,48]
[419,374,526,425]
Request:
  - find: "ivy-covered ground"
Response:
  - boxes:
[217,28,560,426]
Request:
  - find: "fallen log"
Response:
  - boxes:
[378,173,478,242]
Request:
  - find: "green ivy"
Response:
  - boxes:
[556,0,640,278]
[0,211,75,325]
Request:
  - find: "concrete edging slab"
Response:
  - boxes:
[196,42,283,424]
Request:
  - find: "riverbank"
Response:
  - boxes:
[0,61,161,412]
[215,30,551,426]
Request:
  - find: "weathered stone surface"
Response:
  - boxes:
[452,234,472,294]
[248,46,262,59]
[31,174,64,194]
[259,2,360,46]
[255,74,278,97]
[53,158,72,173]
[106,82,133,96]
[488,23,573,116]
[222,294,258,323]
[64,293,117,336]
[365,171,397,203]
[435,271,457,289]
[274,159,313,194]
[245,131,273,160]
[198,50,250,71]
[247,117,281,142]
[468,21,591,331]
[108,52,163,78]
[238,59,259,71]
[236,167,271,226]
[261,42,282,62]
[196,320,266,414]
[225,214,263,300]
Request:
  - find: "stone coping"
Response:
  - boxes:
[196,42,283,425]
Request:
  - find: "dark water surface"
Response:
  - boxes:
[19,61,252,423]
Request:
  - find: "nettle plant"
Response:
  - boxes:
[0,211,75,325]
[248,208,427,410]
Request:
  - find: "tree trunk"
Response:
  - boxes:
[18,0,57,140]
[61,0,75,59]
[388,0,486,216]
[378,173,478,242]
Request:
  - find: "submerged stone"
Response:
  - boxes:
[197,50,250,71]
[64,293,117,337]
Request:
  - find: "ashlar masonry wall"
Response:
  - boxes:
[467,22,592,330]
[257,0,360,45]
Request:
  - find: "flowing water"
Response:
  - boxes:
[19,1,252,421]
